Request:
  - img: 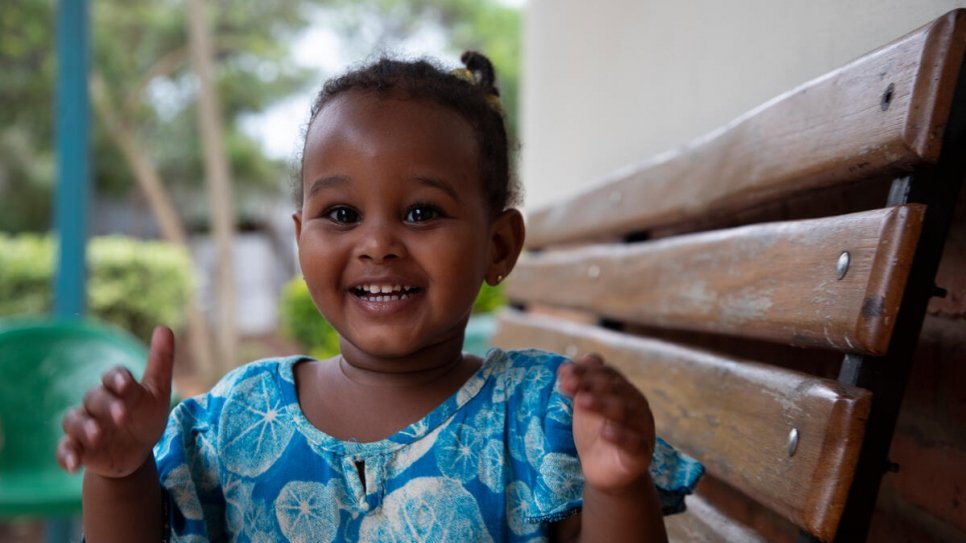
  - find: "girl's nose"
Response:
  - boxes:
[357,220,406,262]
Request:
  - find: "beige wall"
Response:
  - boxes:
[520,0,966,210]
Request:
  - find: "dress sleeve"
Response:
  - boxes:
[154,393,226,541]
[651,435,704,515]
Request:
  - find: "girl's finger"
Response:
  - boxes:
[601,420,652,456]
[61,406,103,451]
[82,387,126,427]
[56,435,83,473]
[571,364,627,396]
[140,326,175,400]
[581,392,637,424]
[101,365,136,397]
[576,353,605,366]
[557,363,581,394]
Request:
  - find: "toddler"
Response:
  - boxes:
[58,51,702,542]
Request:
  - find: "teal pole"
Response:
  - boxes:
[53,0,91,319]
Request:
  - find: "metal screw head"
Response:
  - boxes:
[880,83,895,111]
[836,251,850,280]
[588,265,601,279]
[787,428,800,457]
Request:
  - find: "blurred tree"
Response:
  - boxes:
[0,0,56,233]
[0,0,314,234]
[186,0,240,377]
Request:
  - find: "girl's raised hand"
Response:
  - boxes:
[56,326,175,479]
[557,353,656,492]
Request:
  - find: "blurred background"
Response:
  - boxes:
[2,0,963,541]
[1,0,524,394]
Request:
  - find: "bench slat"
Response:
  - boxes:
[493,310,872,541]
[524,10,966,249]
[665,495,768,543]
[506,205,924,355]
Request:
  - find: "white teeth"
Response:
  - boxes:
[361,284,407,294]
[368,294,408,302]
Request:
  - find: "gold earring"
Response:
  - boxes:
[495,274,504,284]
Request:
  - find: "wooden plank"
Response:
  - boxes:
[524,10,966,249]
[665,495,768,543]
[506,205,924,355]
[493,310,872,541]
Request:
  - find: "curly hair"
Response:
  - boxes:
[295,51,521,217]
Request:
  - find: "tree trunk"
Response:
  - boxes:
[185,0,238,377]
[90,73,217,384]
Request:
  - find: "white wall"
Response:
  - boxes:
[520,0,966,210]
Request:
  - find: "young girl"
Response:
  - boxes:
[57,51,702,542]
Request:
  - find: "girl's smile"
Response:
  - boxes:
[349,280,423,316]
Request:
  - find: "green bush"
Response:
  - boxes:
[278,276,508,359]
[473,282,507,314]
[0,233,193,342]
[278,277,340,360]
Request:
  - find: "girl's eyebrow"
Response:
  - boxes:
[413,175,461,202]
[306,173,461,202]
[306,175,349,199]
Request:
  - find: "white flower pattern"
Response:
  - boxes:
[218,373,296,477]
[359,477,494,543]
[275,480,342,542]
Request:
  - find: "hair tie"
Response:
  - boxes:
[451,66,505,115]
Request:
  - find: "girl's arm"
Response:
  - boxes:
[56,326,176,542]
[81,458,165,541]
[553,354,669,543]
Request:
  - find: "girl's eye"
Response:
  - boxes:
[405,204,443,223]
[325,206,360,224]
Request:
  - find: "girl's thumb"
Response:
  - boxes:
[141,325,175,398]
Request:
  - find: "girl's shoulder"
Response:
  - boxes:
[204,354,310,400]
[483,347,571,401]
[489,347,571,371]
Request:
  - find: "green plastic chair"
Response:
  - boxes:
[0,319,149,519]
[464,313,497,357]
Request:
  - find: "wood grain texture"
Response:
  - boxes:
[524,10,965,249]
[665,495,768,543]
[507,205,925,355]
[493,310,872,541]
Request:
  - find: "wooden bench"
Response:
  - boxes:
[492,10,966,542]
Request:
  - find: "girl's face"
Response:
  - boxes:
[295,91,519,363]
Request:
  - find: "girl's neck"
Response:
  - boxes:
[296,336,483,442]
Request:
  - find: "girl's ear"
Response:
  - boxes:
[292,211,303,240]
[486,208,526,286]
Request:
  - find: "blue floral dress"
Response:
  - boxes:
[154,348,703,542]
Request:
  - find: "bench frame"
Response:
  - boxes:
[823,38,966,543]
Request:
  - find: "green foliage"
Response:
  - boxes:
[278,277,340,359]
[473,282,506,314]
[0,234,53,316]
[278,274,506,359]
[0,234,193,342]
